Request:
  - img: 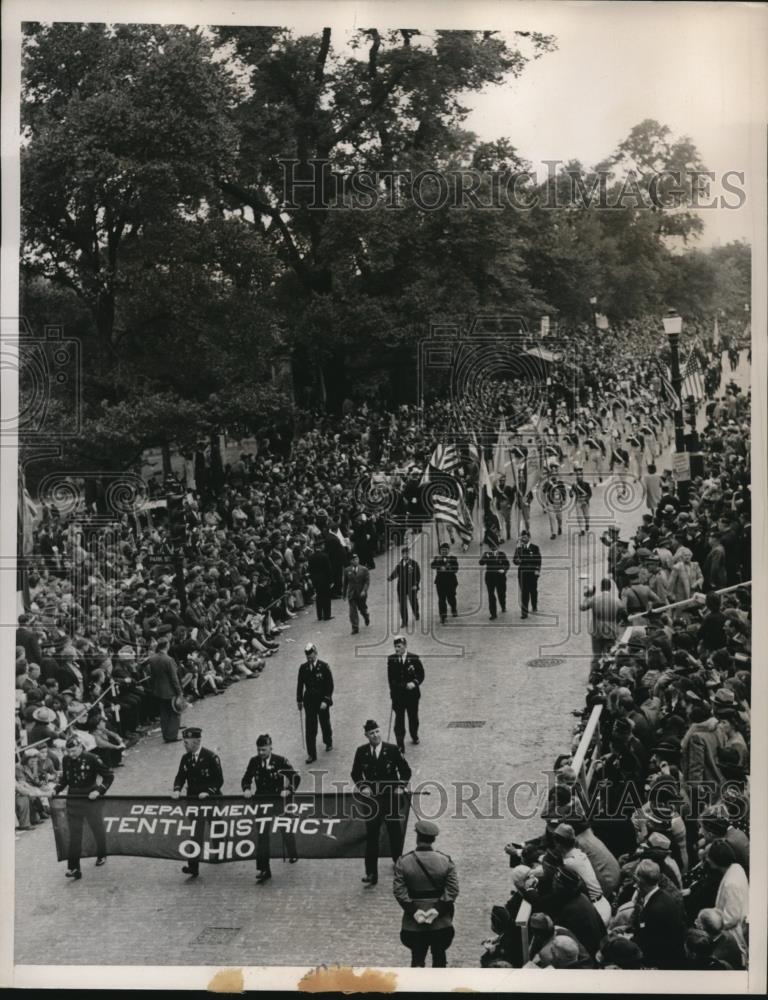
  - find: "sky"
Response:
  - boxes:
[460,3,766,248]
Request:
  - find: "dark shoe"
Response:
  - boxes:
[500,606,506,613]
[521,611,528,619]
[181,865,199,878]
[95,857,107,867]
[361,874,378,885]
[558,527,562,535]
[489,614,497,620]
[65,869,82,880]
[351,628,359,635]
[363,616,370,626]
[325,744,333,752]
[550,534,556,540]
[305,756,317,764]
[397,744,406,754]
[451,609,458,617]
[412,738,420,745]
[256,869,272,883]
[414,614,420,621]
[440,617,446,625]
[580,530,585,536]
[288,857,299,864]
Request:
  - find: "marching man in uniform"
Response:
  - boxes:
[296,642,334,764]
[172,726,223,879]
[570,466,593,536]
[53,735,114,881]
[351,719,412,886]
[513,529,542,619]
[393,819,459,967]
[430,542,459,624]
[241,734,300,883]
[387,636,425,752]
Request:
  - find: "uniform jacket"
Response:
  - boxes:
[241,752,300,795]
[54,751,114,797]
[173,746,224,796]
[148,651,182,700]
[431,555,459,585]
[388,558,421,591]
[570,479,593,502]
[513,542,542,576]
[351,741,412,794]
[479,550,510,575]
[296,659,334,707]
[393,846,459,931]
[387,651,425,703]
[342,564,370,597]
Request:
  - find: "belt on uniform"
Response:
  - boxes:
[409,891,440,900]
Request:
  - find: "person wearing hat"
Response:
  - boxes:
[148,637,184,743]
[387,636,425,752]
[241,734,300,883]
[620,567,664,616]
[296,643,334,763]
[307,538,334,622]
[341,551,371,635]
[479,539,510,621]
[172,727,223,878]
[569,467,592,536]
[551,823,612,926]
[52,736,114,880]
[430,542,459,625]
[540,465,567,539]
[512,529,541,619]
[388,546,421,628]
[350,719,412,885]
[393,819,459,967]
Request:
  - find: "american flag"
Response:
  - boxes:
[430,441,461,473]
[681,348,705,401]
[432,481,473,543]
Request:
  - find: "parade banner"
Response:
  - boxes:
[50,792,412,864]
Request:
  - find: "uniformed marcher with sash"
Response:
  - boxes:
[570,467,593,535]
[387,636,425,751]
[351,719,412,885]
[241,733,300,883]
[430,543,459,624]
[393,820,459,967]
[541,464,568,539]
[296,642,334,763]
[53,735,114,880]
[172,726,223,878]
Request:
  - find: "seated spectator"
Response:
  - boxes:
[596,934,644,970]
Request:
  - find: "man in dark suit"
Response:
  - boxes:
[241,734,300,883]
[308,540,334,621]
[512,529,542,619]
[296,643,334,763]
[351,719,412,885]
[352,513,377,569]
[148,637,183,742]
[16,614,42,667]
[431,543,459,624]
[388,546,421,627]
[479,543,510,620]
[387,636,425,752]
[342,552,370,634]
[171,726,223,878]
[631,858,687,968]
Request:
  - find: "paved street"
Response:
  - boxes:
[15,471,645,969]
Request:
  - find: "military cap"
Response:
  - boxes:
[415,820,440,838]
[256,733,272,746]
[65,736,83,748]
[182,727,202,739]
[552,822,576,846]
[363,719,379,733]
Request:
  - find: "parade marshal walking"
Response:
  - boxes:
[241,734,300,883]
[570,466,593,535]
[296,643,334,763]
[387,636,425,751]
[53,735,114,881]
[479,543,510,621]
[431,543,459,624]
[351,719,412,886]
[171,727,223,879]
[388,547,421,628]
[393,820,459,967]
[342,551,371,634]
[512,529,542,619]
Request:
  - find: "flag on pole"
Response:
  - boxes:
[473,453,493,544]
[681,349,705,401]
[492,417,509,477]
[432,481,473,544]
[713,314,720,349]
[423,442,461,483]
